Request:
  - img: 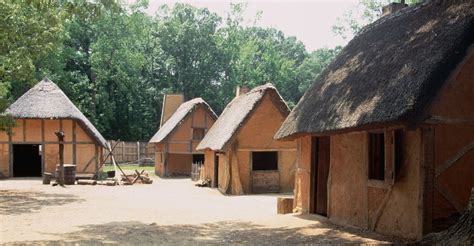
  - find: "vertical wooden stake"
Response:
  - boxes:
[55,131,65,186]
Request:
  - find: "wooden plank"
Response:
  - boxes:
[435,140,474,177]
[22,119,26,142]
[238,148,297,151]
[425,116,474,125]
[41,119,45,176]
[72,121,77,165]
[0,141,96,144]
[420,126,434,236]
[8,131,13,177]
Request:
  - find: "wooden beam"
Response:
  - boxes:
[72,121,77,165]
[8,131,13,177]
[434,181,464,213]
[425,116,474,125]
[22,119,26,142]
[41,119,45,175]
[0,141,96,144]
[435,140,474,177]
[420,126,434,237]
[237,148,297,151]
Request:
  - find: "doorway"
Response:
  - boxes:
[310,136,330,216]
[213,153,219,188]
[13,144,42,177]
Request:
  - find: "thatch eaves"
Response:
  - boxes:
[6,78,108,147]
[275,1,474,140]
[149,98,217,143]
[196,83,290,151]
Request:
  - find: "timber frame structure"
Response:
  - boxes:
[275,1,474,240]
[149,97,217,177]
[197,84,297,195]
[0,78,107,177]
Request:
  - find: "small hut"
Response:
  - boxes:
[275,1,474,240]
[149,97,217,177]
[197,84,297,195]
[0,78,107,177]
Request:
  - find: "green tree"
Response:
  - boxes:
[332,0,420,40]
[0,0,64,99]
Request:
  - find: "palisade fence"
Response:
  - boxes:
[105,140,155,164]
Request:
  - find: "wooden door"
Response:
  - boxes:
[310,136,330,216]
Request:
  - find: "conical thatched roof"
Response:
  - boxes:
[275,1,474,140]
[197,83,290,151]
[6,78,107,147]
[149,98,217,143]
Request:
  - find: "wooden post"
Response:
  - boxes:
[420,126,434,238]
[137,142,140,161]
[122,141,125,163]
[55,131,65,186]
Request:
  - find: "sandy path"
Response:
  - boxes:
[0,177,395,244]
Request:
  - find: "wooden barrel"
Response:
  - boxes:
[64,164,76,185]
[56,164,76,185]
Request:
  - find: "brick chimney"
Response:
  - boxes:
[160,93,184,127]
[382,0,408,16]
[235,85,250,97]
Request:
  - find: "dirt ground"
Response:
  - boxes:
[1,177,397,245]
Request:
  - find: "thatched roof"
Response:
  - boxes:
[6,78,107,147]
[149,98,217,143]
[197,83,290,151]
[275,1,474,140]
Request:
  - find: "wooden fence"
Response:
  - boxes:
[191,162,204,181]
[105,140,155,163]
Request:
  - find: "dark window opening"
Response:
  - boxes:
[193,128,205,140]
[394,129,403,180]
[252,151,278,171]
[193,154,204,165]
[369,133,385,180]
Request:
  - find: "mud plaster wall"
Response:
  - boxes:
[229,93,296,194]
[329,132,368,229]
[430,50,473,120]
[432,125,474,221]
[167,153,192,175]
[0,119,102,176]
[370,129,422,239]
[428,50,474,228]
[166,106,215,154]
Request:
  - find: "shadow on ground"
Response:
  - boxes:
[0,190,85,215]
[5,220,395,245]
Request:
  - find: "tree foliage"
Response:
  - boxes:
[332,0,420,40]
[0,1,340,140]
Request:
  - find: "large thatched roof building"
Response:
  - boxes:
[149,97,217,177]
[0,78,106,177]
[275,0,474,240]
[197,84,297,195]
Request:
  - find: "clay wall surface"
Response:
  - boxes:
[0,119,102,177]
[432,124,474,228]
[430,51,473,120]
[167,153,192,176]
[225,93,296,194]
